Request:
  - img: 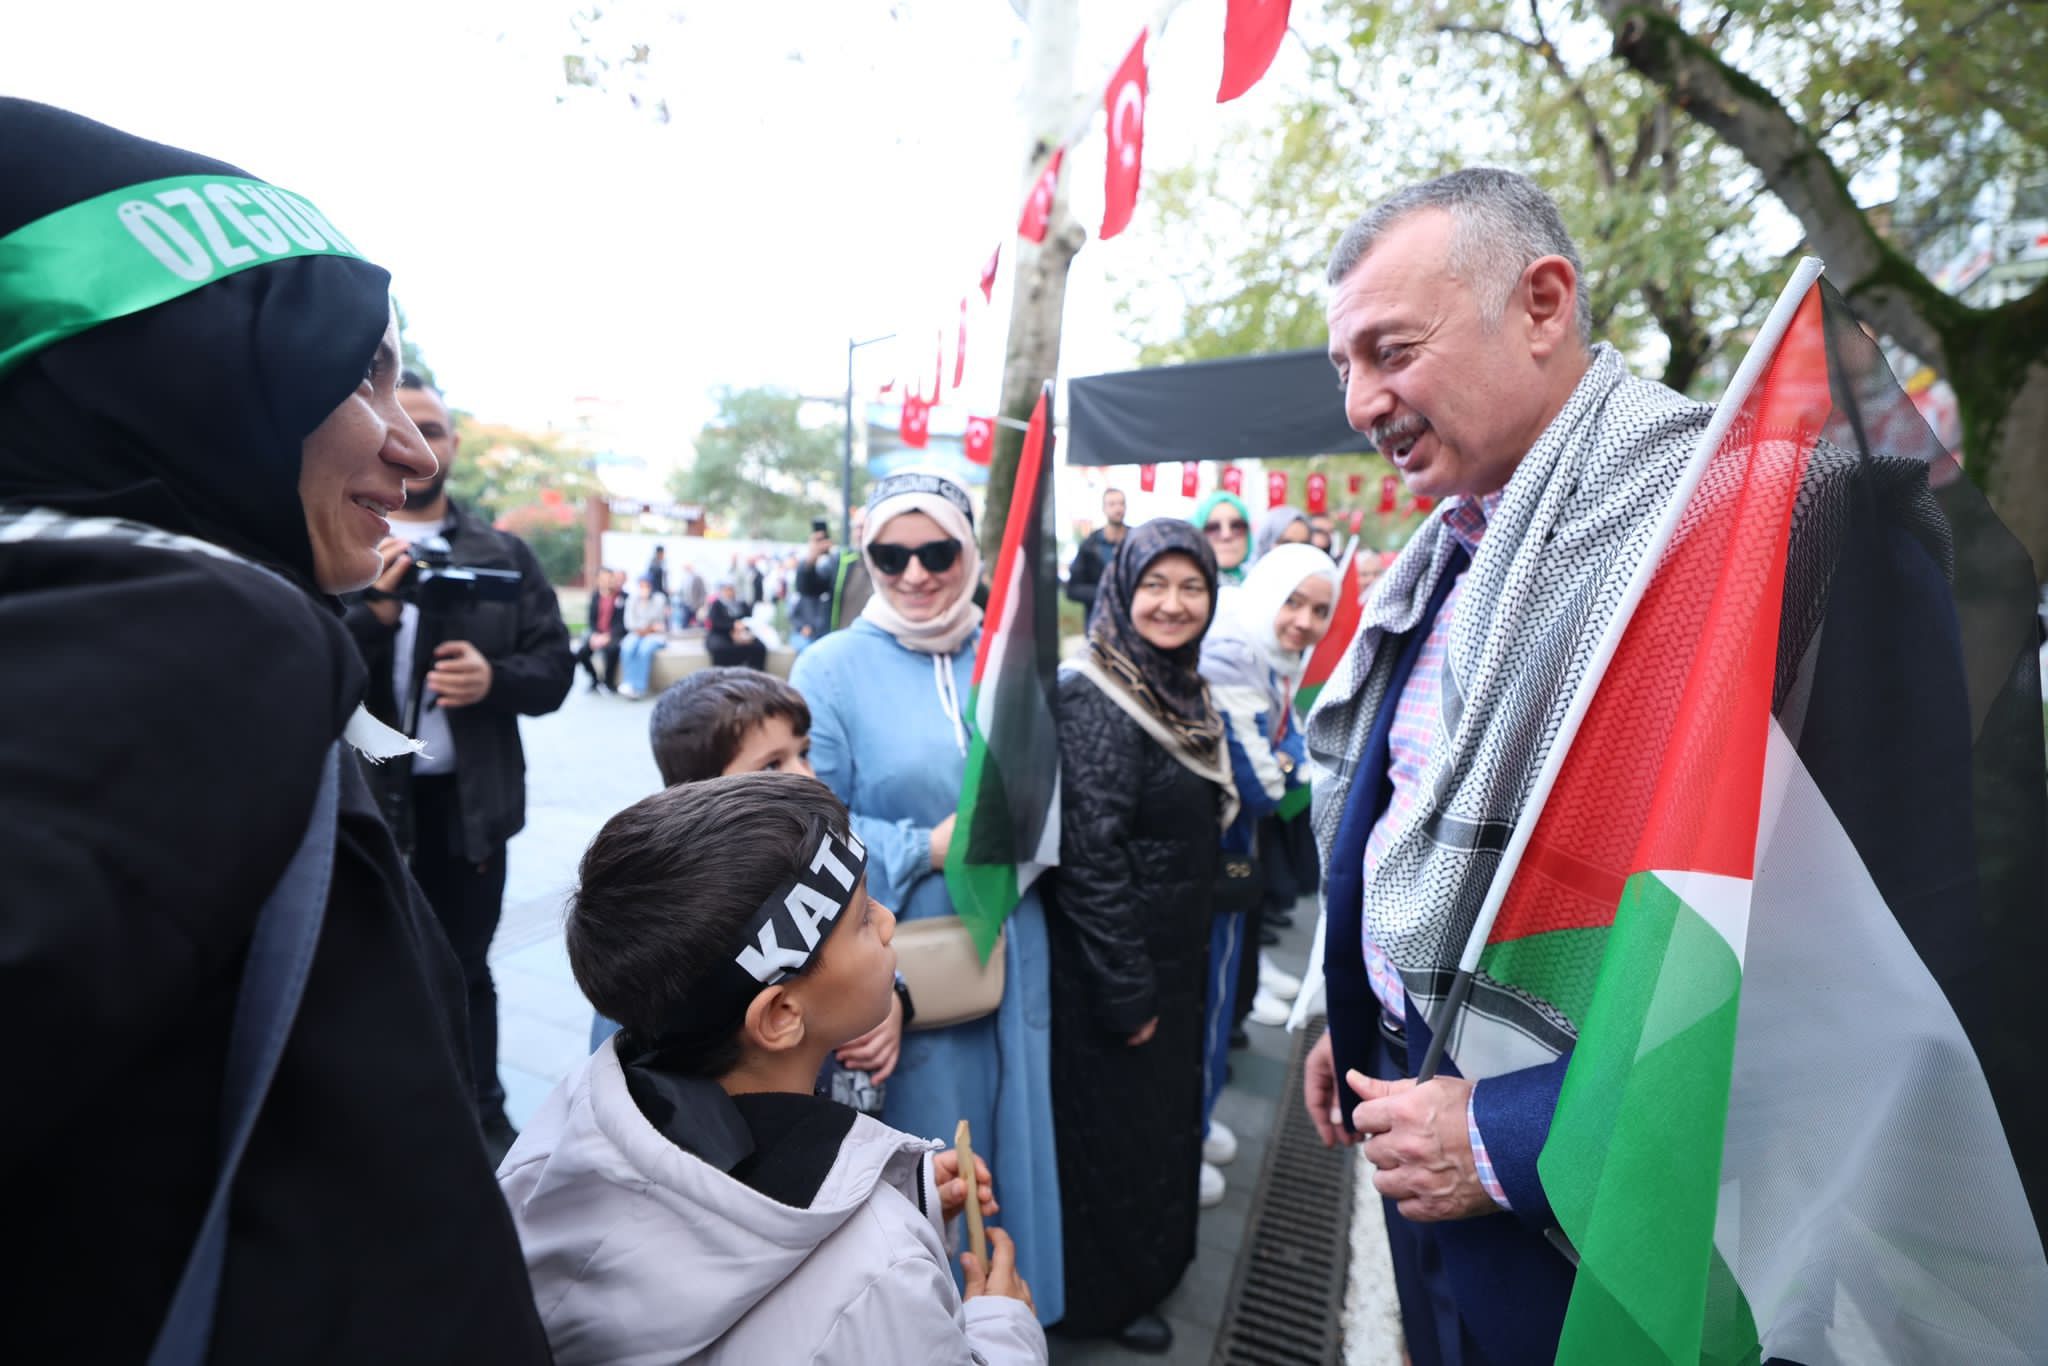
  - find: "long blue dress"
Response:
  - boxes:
[790,619,1065,1324]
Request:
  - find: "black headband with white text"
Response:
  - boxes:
[645,822,869,1049]
[865,470,975,527]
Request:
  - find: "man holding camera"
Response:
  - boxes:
[346,371,573,1160]
[790,519,836,649]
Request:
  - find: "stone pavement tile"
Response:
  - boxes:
[500,1063,561,1132]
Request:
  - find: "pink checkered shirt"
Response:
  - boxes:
[1359,493,1511,1209]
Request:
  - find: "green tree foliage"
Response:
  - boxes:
[673,386,856,542]
[1120,0,2048,574]
[446,416,605,525]
[497,498,586,586]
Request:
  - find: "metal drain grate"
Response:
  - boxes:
[1211,1019,1355,1366]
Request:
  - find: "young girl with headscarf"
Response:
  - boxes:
[789,469,1065,1325]
[1048,519,1238,1354]
[1193,543,1340,1202]
[0,100,550,1363]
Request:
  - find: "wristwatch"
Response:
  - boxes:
[893,972,916,1030]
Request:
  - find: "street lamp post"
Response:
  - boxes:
[843,332,896,544]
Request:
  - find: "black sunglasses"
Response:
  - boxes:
[869,537,963,576]
[1203,518,1248,536]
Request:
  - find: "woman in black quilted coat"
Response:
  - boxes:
[1048,519,1240,1353]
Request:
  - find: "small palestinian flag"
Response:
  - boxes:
[1294,545,1364,718]
[945,384,1061,960]
[1442,263,2048,1363]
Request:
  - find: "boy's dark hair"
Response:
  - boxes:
[567,771,852,1077]
[648,667,811,787]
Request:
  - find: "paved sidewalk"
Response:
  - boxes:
[491,682,1340,1363]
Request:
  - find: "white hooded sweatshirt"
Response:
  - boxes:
[498,1040,1046,1366]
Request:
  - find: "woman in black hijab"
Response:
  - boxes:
[0,100,551,1364]
[1046,519,1239,1353]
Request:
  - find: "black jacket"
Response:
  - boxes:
[791,550,835,636]
[0,532,551,1364]
[1045,670,1225,1333]
[1064,526,1124,609]
[586,585,628,643]
[343,500,573,862]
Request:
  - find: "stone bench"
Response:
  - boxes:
[647,635,796,691]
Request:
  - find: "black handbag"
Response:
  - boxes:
[1214,849,1263,916]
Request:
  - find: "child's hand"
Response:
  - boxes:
[834,990,904,1081]
[932,1149,996,1222]
[961,1227,1034,1310]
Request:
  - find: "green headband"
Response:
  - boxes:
[0,173,368,381]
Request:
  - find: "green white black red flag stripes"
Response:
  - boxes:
[945,385,1061,960]
[1294,544,1362,719]
[1437,261,2048,1363]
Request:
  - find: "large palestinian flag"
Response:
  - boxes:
[945,384,1061,960]
[1443,262,2048,1363]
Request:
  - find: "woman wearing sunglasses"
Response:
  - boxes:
[1048,520,1238,1355]
[1192,489,1254,585]
[790,470,1065,1326]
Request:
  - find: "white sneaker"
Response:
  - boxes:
[1258,953,1301,1001]
[616,684,641,700]
[1202,1120,1238,1167]
[1247,988,1290,1027]
[1199,1161,1227,1208]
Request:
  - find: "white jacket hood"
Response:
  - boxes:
[498,1042,1046,1366]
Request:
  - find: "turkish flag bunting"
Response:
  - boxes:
[900,394,931,449]
[933,331,944,405]
[954,299,968,389]
[1347,472,1363,496]
[964,414,994,465]
[1266,469,1288,508]
[1306,472,1328,515]
[1019,148,1065,243]
[1218,0,1291,103]
[1220,464,1243,495]
[979,245,1001,303]
[1413,494,1436,513]
[1138,464,1157,492]
[1181,463,1200,497]
[1377,474,1398,515]
[1101,33,1148,240]
[879,377,895,395]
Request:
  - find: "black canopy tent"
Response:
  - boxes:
[1064,348,1373,467]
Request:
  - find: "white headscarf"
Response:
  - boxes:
[1232,542,1339,678]
[859,470,983,656]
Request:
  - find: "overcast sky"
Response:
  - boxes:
[5,0,1301,479]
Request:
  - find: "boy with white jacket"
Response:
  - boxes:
[498,772,1045,1365]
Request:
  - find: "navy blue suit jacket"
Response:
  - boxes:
[1320,546,1576,1363]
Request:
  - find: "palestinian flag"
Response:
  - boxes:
[1294,544,1364,718]
[1447,263,2048,1363]
[946,385,1061,960]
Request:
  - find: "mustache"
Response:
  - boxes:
[1371,415,1428,451]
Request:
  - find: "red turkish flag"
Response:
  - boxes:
[1347,472,1363,497]
[1101,33,1148,240]
[964,414,994,465]
[1306,472,1328,515]
[1180,463,1199,497]
[879,376,895,395]
[1138,464,1157,492]
[933,331,945,405]
[954,299,968,389]
[978,245,1001,302]
[1377,474,1398,515]
[1266,469,1288,508]
[1220,464,1243,495]
[1019,148,1064,243]
[1218,0,1291,103]
[1413,494,1436,513]
[900,394,931,449]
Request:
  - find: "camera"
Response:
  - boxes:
[404,535,523,610]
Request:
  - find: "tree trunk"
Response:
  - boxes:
[1598,0,2048,581]
[982,0,1084,564]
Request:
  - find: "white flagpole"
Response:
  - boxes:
[1415,256,1827,1081]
